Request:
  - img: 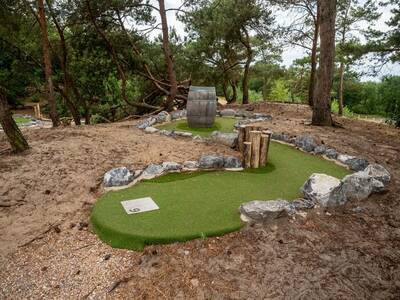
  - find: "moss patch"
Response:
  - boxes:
[13,116,32,124]
[156,117,237,137]
[91,142,350,251]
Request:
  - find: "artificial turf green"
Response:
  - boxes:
[91,141,350,251]
[156,117,237,136]
[13,116,31,124]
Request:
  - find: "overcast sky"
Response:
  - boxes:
[147,0,399,81]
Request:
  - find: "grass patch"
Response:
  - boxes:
[13,116,31,124]
[91,142,350,251]
[156,117,237,137]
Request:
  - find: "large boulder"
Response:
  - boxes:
[199,155,225,169]
[239,200,289,222]
[341,172,385,200]
[162,161,182,172]
[223,156,242,168]
[211,131,238,148]
[314,145,327,155]
[295,135,318,152]
[301,173,346,207]
[363,164,391,186]
[235,109,253,118]
[271,133,291,143]
[220,109,236,117]
[103,167,135,187]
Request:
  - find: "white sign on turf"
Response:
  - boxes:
[121,197,159,215]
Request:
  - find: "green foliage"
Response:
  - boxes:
[269,79,291,102]
[380,76,400,127]
[331,99,354,117]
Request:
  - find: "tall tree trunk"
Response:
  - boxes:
[0,87,29,153]
[230,80,238,103]
[338,61,345,116]
[158,0,178,111]
[308,10,320,107]
[37,0,59,127]
[312,0,336,126]
[46,0,81,125]
[222,80,229,102]
[240,27,252,105]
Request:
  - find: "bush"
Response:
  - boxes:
[331,99,354,118]
[380,76,400,127]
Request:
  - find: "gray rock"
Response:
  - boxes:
[173,131,193,137]
[239,200,289,222]
[143,164,164,177]
[159,129,173,136]
[341,172,384,200]
[220,109,236,117]
[235,109,253,118]
[137,117,156,129]
[183,161,199,169]
[155,111,171,123]
[103,167,135,187]
[363,164,391,186]
[253,113,272,120]
[211,131,238,148]
[162,161,182,171]
[144,126,159,134]
[314,145,327,155]
[199,155,225,169]
[170,109,187,120]
[192,135,204,141]
[325,148,338,159]
[345,157,369,171]
[271,133,291,143]
[290,198,315,210]
[337,154,355,164]
[301,173,346,207]
[223,156,242,168]
[295,135,317,152]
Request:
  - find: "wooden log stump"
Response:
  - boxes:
[249,130,261,168]
[243,142,252,168]
[238,125,246,153]
[260,134,269,167]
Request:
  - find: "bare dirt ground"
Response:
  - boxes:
[1,103,399,299]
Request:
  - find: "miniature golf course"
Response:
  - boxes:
[156,117,237,136]
[91,141,350,251]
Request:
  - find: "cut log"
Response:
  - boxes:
[249,130,261,168]
[244,125,254,142]
[260,134,269,167]
[238,125,246,153]
[243,142,252,168]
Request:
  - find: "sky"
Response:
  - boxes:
[147,0,399,81]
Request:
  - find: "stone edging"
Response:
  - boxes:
[102,108,392,224]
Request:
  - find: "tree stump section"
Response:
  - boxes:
[238,125,271,169]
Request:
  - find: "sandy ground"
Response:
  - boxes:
[0,103,399,299]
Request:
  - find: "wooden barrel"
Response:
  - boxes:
[186,86,217,128]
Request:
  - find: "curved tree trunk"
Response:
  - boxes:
[37,0,59,127]
[240,28,252,105]
[312,0,336,126]
[0,88,29,153]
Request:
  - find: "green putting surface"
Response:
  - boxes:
[91,142,350,250]
[156,117,237,136]
[13,116,31,124]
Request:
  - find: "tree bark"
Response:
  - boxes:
[0,88,29,153]
[240,27,252,105]
[308,9,320,107]
[37,0,59,127]
[312,0,336,126]
[229,80,238,103]
[338,61,345,116]
[158,0,178,110]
